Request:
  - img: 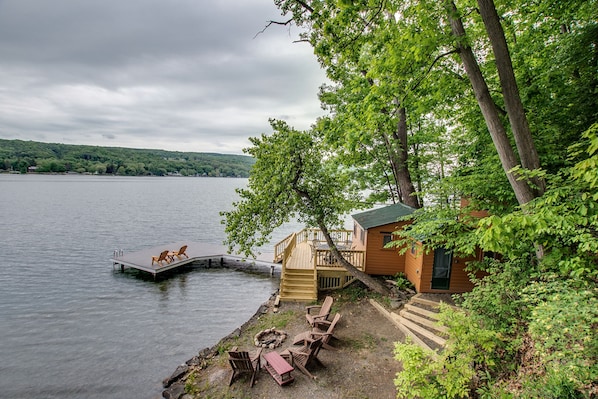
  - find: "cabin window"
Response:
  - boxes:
[360,228,365,243]
[381,232,393,248]
[411,242,417,255]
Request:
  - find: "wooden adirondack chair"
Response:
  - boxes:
[280,337,324,379]
[151,250,171,266]
[305,296,333,328]
[227,346,263,387]
[170,245,188,260]
[293,313,341,351]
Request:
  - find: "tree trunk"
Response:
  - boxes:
[444,0,537,206]
[393,106,421,208]
[318,222,391,296]
[381,105,421,208]
[477,0,545,195]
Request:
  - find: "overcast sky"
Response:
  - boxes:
[0,0,327,154]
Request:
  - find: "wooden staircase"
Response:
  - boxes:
[370,294,456,358]
[279,267,317,302]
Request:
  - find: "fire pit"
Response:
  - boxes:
[254,328,287,349]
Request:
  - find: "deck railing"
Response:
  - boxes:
[273,228,354,263]
[314,248,365,270]
[280,232,297,286]
[277,228,366,295]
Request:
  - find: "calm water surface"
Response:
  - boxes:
[0,175,297,399]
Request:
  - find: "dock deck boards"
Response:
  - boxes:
[111,241,275,275]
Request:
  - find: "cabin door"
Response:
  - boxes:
[431,247,452,290]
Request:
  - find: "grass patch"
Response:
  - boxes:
[245,310,297,337]
[336,284,370,303]
[343,332,378,351]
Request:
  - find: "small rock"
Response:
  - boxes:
[162,382,185,399]
[390,299,404,309]
[185,356,201,366]
[162,364,188,388]
[198,347,211,358]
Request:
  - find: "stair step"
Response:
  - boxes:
[281,287,316,297]
[393,314,447,347]
[282,278,315,287]
[411,294,458,310]
[279,295,316,302]
[369,299,437,359]
[404,304,440,320]
[284,278,314,283]
[284,271,314,277]
[400,309,447,334]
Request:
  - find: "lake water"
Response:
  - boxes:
[0,174,300,399]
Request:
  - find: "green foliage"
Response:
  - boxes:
[476,124,598,280]
[0,139,254,177]
[222,119,363,257]
[337,284,370,303]
[272,2,598,397]
[393,272,414,291]
[524,279,598,392]
[394,306,501,399]
[460,258,532,336]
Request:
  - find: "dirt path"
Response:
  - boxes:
[169,289,407,399]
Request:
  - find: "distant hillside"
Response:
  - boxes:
[0,139,254,177]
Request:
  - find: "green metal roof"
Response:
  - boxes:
[351,203,416,230]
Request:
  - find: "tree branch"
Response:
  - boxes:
[254,18,294,39]
[404,49,459,102]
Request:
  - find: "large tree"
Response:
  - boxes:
[274,0,428,208]
[222,119,390,295]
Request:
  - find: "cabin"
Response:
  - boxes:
[351,203,414,275]
[351,203,483,294]
[274,203,486,301]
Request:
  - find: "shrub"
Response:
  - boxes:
[394,306,501,399]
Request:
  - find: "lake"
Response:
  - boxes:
[0,174,300,399]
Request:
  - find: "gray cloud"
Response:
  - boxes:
[0,0,326,154]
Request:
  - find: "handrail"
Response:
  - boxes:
[273,228,353,262]
[280,232,297,285]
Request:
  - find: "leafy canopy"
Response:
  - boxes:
[222,119,362,257]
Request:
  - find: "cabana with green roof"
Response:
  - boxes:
[352,203,483,293]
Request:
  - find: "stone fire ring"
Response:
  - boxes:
[254,328,287,349]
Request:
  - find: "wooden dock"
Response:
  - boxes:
[110,241,277,276]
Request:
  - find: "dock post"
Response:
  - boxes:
[208,259,212,267]
[220,257,224,266]
[270,265,274,277]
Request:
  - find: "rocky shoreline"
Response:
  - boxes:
[161,292,276,399]
[161,258,280,399]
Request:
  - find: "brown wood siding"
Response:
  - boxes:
[404,243,423,292]
[418,251,483,294]
[352,223,367,251]
[363,222,409,275]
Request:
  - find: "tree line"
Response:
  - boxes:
[0,139,254,177]
[223,0,597,397]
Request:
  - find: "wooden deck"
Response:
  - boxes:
[285,242,313,270]
[111,241,277,275]
[276,230,366,301]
